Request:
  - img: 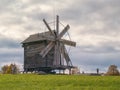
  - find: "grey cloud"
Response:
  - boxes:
[0,47,23,67]
[0,48,23,57]
[0,15,24,26]
[25,0,70,6]
[0,0,15,12]
[0,56,23,66]
[26,11,51,21]
[71,47,120,67]
[60,0,120,21]
[77,41,120,54]
[59,0,120,36]
[0,37,20,48]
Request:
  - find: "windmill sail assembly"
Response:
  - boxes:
[22,15,76,74]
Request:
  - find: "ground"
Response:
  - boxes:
[0,74,120,90]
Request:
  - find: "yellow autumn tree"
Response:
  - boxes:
[1,64,19,74]
[106,65,119,76]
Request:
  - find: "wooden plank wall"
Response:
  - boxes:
[24,41,54,69]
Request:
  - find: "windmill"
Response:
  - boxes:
[22,15,76,74]
[40,15,76,68]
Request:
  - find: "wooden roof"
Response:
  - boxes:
[22,31,54,44]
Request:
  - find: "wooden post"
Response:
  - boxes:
[63,70,65,74]
[59,70,61,74]
[56,15,59,35]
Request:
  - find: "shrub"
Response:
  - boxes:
[1,64,19,74]
[106,65,119,76]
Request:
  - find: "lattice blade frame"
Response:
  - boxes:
[60,39,76,47]
[40,42,55,58]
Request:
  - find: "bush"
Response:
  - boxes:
[106,65,119,76]
[1,64,19,74]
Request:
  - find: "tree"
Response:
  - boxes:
[1,64,19,74]
[106,65,119,76]
[1,65,8,74]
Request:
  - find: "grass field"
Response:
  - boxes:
[0,74,120,90]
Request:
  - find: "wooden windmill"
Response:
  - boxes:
[22,15,76,73]
[41,15,76,66]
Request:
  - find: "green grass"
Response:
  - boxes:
[0,74,120,90]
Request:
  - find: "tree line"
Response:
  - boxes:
[1,64,19,74]
[0,64,119,75]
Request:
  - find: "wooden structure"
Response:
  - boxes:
[22,15,76,73]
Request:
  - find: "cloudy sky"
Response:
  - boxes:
[0,0,120,73]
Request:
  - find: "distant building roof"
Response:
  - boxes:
[22,31,54,44]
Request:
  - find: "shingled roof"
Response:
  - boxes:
[22,31,54,44]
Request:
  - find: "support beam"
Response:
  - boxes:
[43,19,55,37]
[56,15,59,35]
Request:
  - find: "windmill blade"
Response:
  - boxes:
[61,44,72,66]
[43,19,55,37]
[60,39,76,47]
[53,42,60,66]
[54,44,58,66]
[56,15,59,35]
[58,25,70,39]
[40,42,55,58]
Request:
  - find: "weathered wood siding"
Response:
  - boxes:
[23,41,54,69]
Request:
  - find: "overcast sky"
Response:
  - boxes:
[0,0,120,73]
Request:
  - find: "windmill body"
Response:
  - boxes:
[22,15,76,73]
